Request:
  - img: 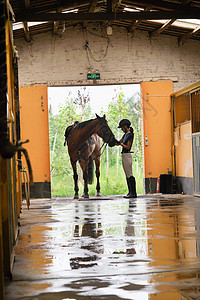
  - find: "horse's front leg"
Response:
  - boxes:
[71,160,79,199]
[80,161,89,198]
[95,157,101,197]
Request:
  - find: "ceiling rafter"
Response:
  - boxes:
[128,19,139,32]
[150,19,176,38]
[181,0,193,5]
[15,9,200,23]
[53,7,63,35]
[178,25,200,44]
[125,0,193,11]
[89,0,98,13]
[82,0,98,28]
[128,6,151,33]
[23,0,32,42]
[22,21,32,42]
[107,0,112,13]
[112,0,121,12]
[149,0,192,38]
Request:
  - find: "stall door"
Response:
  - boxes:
[192,135,200,195]
[20,85,51,198]
[191,90,200,196]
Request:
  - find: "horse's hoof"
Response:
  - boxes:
[96,192,101,197]
[84,194,89,199]
[74,195,79,199]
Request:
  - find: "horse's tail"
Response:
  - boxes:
[88,155,94,184]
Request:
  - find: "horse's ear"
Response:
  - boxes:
[96,113,100,119]
[103,114,106,119]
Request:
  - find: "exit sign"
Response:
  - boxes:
[87,73,100,80]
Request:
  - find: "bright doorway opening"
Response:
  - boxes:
[48,84,143,197]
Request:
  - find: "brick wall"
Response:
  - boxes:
[15,24,200,92]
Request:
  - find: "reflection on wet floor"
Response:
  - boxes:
[5,194,200,299]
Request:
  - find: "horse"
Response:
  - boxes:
[64,114,118,199]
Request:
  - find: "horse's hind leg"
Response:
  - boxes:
[71,160,79,199]
[95,157,101,197]
[80,161,89,198]
[83,171,89,198]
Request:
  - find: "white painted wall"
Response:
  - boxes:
[15,24,200,91]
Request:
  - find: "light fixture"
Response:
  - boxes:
[106,24,113,36]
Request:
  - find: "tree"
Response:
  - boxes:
[73,87,91,121]
[49,89,92,179]
[125,91,143,176]
[107,87,128,175]
[49,96,81,177]
[105,88,142,177]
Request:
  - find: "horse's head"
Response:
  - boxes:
[95,114,117,147]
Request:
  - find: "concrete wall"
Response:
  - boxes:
[15,24,200,92]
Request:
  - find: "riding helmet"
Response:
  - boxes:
[118,119,131,128]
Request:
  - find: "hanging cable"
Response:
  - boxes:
[82,25,110,63]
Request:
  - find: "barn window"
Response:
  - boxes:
[174,93,190,127]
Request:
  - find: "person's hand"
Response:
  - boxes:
[115,140,121,146]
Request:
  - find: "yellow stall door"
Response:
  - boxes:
[141,81,173,194]
[20,86,51,198]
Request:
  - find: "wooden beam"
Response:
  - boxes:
[123,0,192,11]
[82,0,98,31]
[22,21,32,42]
[171,81,200,97]
[24,0,30,8]
[112,0,120,12]
[107,0,112,13]
[150,19,176,38]
[23,0,32,42]
[7,0,15,21]
[149,0,192,39]
[178,25,200,44]
[128,6,151,33]
[128,20,140,32]
[181,0,192,5]
[53,8,62,35]
[15,9,200,22]
[89,0,98,13]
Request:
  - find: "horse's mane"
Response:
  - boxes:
[64,116,107,145]
[77,116,107,130]
[76,119,94,129]
[64,125,73,140]
[65,119,93,140]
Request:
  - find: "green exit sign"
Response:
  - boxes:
[87,73,100,80]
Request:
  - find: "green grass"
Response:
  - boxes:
[51,164,143,197]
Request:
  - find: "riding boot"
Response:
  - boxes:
[126,176,137,198]
[123,178,131,198]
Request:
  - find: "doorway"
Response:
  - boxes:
[48,84,143,197]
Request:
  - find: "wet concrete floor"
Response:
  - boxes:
[5,194,200,299]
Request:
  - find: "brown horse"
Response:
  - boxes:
[64,114,117,199]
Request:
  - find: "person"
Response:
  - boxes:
[116,119,137,198]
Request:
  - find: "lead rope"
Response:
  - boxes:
[91,140,107,160]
